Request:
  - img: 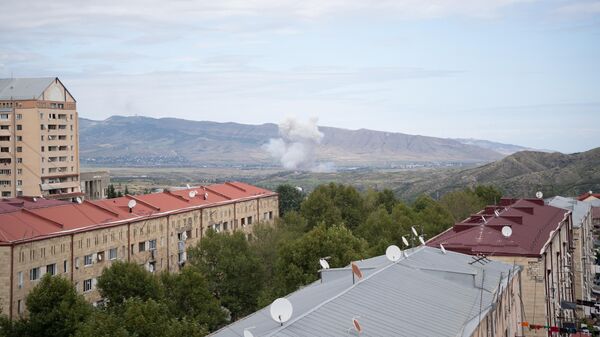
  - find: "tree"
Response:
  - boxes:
[439,188,485,222]
[187,230,264,321]
[24,274,92,337]
[124,185,130,196]
[96,261,163,307]
[75,299,207,337]
[274,224,368,294]
[412,195,454,240]
[300,183,365,230]
[160,267,226,330]
[106,184,117,199]
[474,185,503,205]
[355,206,407,256]
[276,184,305,216]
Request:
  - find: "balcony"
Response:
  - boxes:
[41,180,80,191]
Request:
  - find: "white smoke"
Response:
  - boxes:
[265,117,333,171]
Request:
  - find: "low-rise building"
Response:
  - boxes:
[80,170,110,200]
[427,198,574,337]
[210,246,523,337]
[0,181,278,318]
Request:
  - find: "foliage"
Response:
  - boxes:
[24,274,92,337]
[187,230,264,320]
[96,261,163,307]
[300,183,365,230]
[276,184,305,216]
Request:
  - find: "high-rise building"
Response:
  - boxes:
[0,77,82,200]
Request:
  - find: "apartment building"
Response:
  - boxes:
[0,181,278,319]
[210,247,523,337]
[428,198,574,337]
[0,77,81,200]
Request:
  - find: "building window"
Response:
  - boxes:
[83,279,93,292]
[17,271,23,288]
[109,248,117,260]
[97,251,105,262]
[17,180,22,186]
[139,242,146,252]
[17,300,23,315]
[16,136,21,141]
[0,147,8,153]
[247,216,253,225]
[149,239,157,250]
[84,254,93,266]
[16,114,22,120]
[16,158,22,163]
[16,146,22,153]
[63,260,68,273]
[17,125,22,130]
[46,263,56,276]
[0,114,8,120]
[269,211,273,220]
[29,267,40,281]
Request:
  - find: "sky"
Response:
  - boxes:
[0,0,599,153]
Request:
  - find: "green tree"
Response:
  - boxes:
[412,195,454,240]
[106,184,117,199]
[474,185,503,205]
[274,224,368,294]
[276,184,305,216]
[124,185,130,195]
[160,267,226,330]
[355,206,407,256]
[25,274,92,337]
[96,261,163,307]
[187,230,264,321]
[300,183,365,230]
[75,299,207,337]
[439,188,485,222]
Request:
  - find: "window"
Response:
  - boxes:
[0,125,8,130]
[97,251,105,262]
[17,300,23,315]
[16,136,21,141]
[16,125,22,130]
[109,248,117,260]
[16,114,22,120]
[17,271,23,288]
[0,147,8,153]
[16,146,22,152]
[16,158,22,163]
[269,211,273,220]
[83,279,93,292]
[149,239,157,250]
[63,260,68,273]
[223,222,228,231]
[29,267,40,281]
[247,216,253,225]
[17,180,22,186]
[0,114,8,120]
[45,263,56,276]
[263,212,268,220]
[139,242,146,252]
[241,218,246,227]
[84,254,93,266]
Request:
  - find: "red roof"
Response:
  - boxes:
[427,198,569,257]
[0,182,275,245]
[577,191,600,201]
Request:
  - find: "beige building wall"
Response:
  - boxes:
[1,196,279,318]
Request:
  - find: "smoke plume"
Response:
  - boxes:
[265,117,333,171]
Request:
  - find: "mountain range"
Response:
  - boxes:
[79,116,537,167]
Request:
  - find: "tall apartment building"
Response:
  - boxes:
[0,77,81,200]
[0,182,278,319]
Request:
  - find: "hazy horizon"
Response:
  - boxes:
[1,0,599,153]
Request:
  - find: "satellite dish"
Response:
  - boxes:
[243,329,255,337]
[319,258,330,269]
[75,197,82,204]
[418,236,425,245]
[295,186,303,192]
[128,199,137,209]
[401,236,409,247]
[501,226,512,238]
[188,191,196,198]
[536,191,543,199]
[351,262,363,280]
[385,245,402,262]
[411,226,418,237]
[353,318,363,334]
[270,298,293,324]
[440,244,446,254]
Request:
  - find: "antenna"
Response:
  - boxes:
[385,245,402,262]
[270,298,293,326]
[188,191,196,198]
[501,225,512,238]
[75,197,82,204]
[535,191,543,199]
[319,258,330,270]
[411,226,418,237]
[440,244,446,254]
[401,236,409,247]
[128,199,137,213]
[418,236,425,245]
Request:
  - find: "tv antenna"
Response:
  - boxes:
[536,191,543,199]
[270,298,293,326]
[385,245,402,262]
[319,257,330,270]
[501,225,512,238]
[440,244,446,254]
[127,199,137,213]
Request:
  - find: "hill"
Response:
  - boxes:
[79,115,508,167]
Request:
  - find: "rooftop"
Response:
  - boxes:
[0,182,275,244]
[210,246,519,337]
[0,77,56,100]
[577,191,600,201]
[547,196,591,228]
[427,198,569,257]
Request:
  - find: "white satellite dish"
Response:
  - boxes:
[127,199,137,209]
[319,258,330,269]
[189,191,196,198]
[411,226,418,237]
[385,245,402,262]
[243,329,255,337]
[295,186,303,192]
[401,236,409,247]
[440,244,446,254]
[418,236,425,245]
[501,226,512,238]
[75,197,82,204]
[536,191,543,199]
[270,298,293,324]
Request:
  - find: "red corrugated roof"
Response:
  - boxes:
[427,198,569,257]
[577,192,600,201]
[0,182,275,244]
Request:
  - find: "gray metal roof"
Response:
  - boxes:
[547,196,591,228]
[210,246,519,337]
[0,77,56,100]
